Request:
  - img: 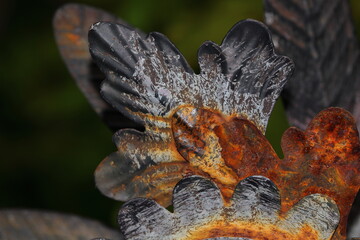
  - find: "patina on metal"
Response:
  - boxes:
[115,175,339,240]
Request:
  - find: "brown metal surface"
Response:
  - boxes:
[172,106,360,239]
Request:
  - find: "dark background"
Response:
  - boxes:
[0,0,359,228]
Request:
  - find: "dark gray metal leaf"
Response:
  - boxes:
[116,175,340,240]
[53,3,143,131]
[0,209,123,240]
[89,19,294,133]
[263,0,360,130]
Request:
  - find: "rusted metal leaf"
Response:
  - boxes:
[114,175,339,240]
[98,106,360,239]
[0,209,122,240]
[91,19,294,206]
[172,106,360,240]
[53,3,143,131]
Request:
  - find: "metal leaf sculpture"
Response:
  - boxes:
[88,16,360,239]
[263,0,360,130]
[53,3,143,131]
[89,19,295,207]
[0,209,122,240]
[113,175,340,240]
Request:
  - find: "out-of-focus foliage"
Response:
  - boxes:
[0,0,358,228]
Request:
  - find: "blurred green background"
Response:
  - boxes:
[0,0,359,228]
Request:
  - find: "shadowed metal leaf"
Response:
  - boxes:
[53,3,144,131]
[263,0,360,130]
[0,209,123,240]
[113,175,339,240]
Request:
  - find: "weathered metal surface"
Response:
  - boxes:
[90,19,294,206]
[172,106,360,239]
[115,175,339,240]
[263,0,360,130]
[53,3,143,131]
[0,209,122,240]
[49,3,360,239]
[97,106,360,239]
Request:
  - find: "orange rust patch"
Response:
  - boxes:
[65,32,81,44]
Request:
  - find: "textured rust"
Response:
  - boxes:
[172,106,360,239]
